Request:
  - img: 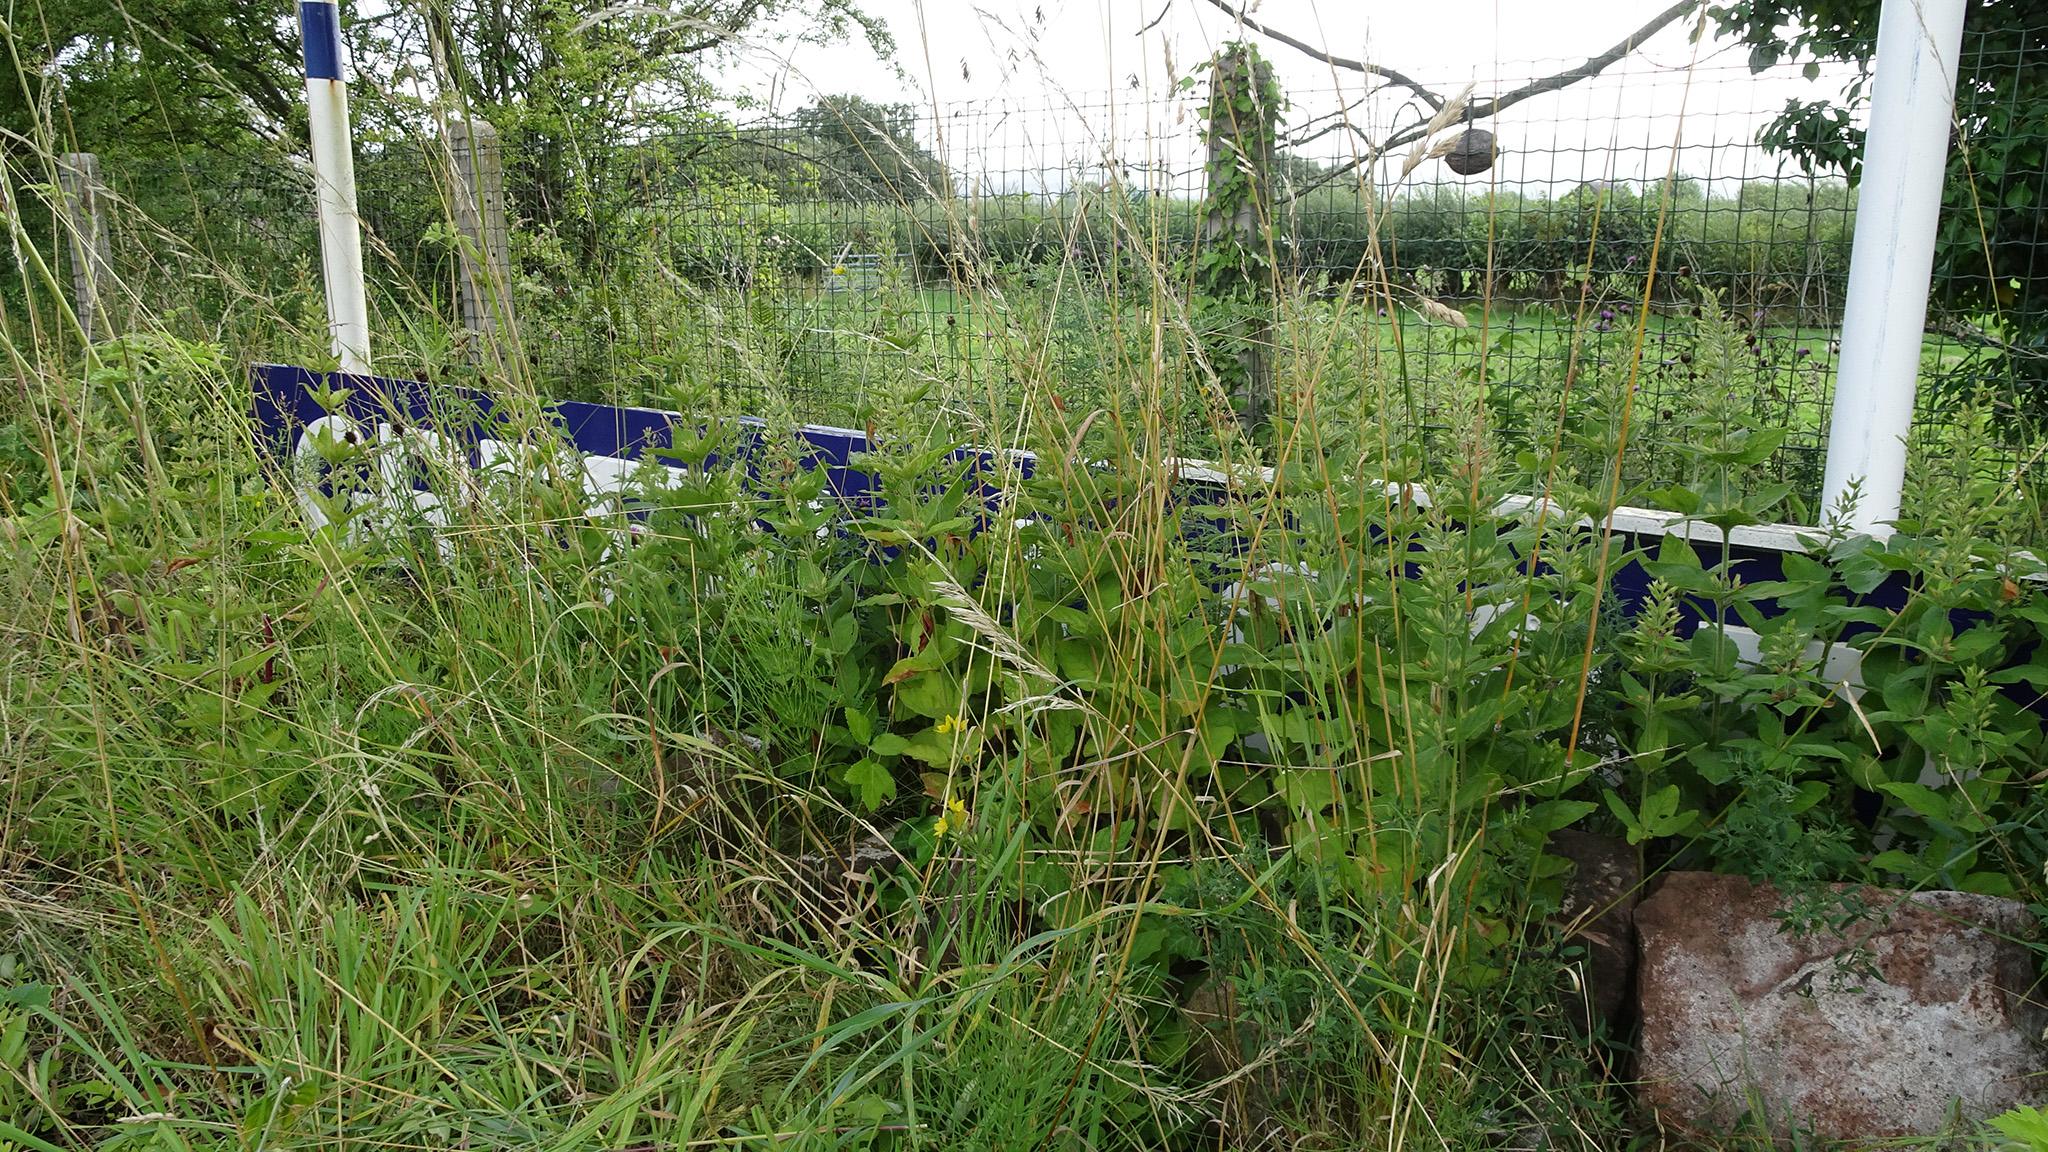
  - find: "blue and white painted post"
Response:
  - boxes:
[1820,0,1968,535]
[300,1,372,375]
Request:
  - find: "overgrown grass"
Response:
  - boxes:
[509,264,2031,531]
[4,45,2047,1152]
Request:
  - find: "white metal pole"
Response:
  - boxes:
[301,0,372,375]
[1820,0,1967,535]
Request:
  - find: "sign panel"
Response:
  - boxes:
[250,362,1904,634]
[253,363,929,550]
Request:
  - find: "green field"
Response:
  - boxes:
[579,275,2010,529]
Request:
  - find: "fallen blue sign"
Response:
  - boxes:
[250,362,1909,646]
[252,363,916,526]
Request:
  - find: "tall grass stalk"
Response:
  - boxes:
[4,22,2043,1152]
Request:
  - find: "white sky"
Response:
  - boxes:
[711,0,1859,196]
[736,0,1726,109]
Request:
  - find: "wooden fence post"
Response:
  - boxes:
[444,117,515,349]
[57,153,115,343]
[1199,45,1279,436]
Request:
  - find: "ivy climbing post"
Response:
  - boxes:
[1198,43,1281,435]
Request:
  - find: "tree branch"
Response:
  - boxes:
[1282,86,1397,150]
[646,0,771,57]
[1278,0,1706,200]
[1200,0,1442,109]
[1461,0,1704,123]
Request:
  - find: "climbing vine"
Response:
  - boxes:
[1195,42,1283,436]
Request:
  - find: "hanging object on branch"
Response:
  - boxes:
[1443,127,1498,176]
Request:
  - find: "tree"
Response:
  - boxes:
[410,6,886,143]
[0,0,306,152]
[2,2,892,217]
[1197,0,1707,198]
[0,1,350,306]
[1272,151,1335,197]
[785,95,950,203]
[1708,0,2047,408]
[401,2,895,234]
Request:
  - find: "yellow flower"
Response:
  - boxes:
[832,265,847,275]
[934,713,965,735]
[933,796,969,838]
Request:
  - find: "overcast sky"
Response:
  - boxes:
[732,0,1731,109]
[712,0,1854,195]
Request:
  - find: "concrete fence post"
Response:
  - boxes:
[1199,44,1279,437]
[56,153,115,343]
[445,117,515,350]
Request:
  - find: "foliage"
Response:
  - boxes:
[1990,1105,2048,1150]
[9,13,2048,1146]
[412,1,889,239]
[1708,0,2048,411]
[1194,42,1283,434]
[1,0,892,259]
[0,0,307,151]
[786,95,952,203]
[10,279,2048,1149]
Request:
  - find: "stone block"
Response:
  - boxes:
[1636,872,2047,1141]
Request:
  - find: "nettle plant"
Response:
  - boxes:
[279,293,2048,1050]
[818,310,2042,907]
[1564,301,2048,900]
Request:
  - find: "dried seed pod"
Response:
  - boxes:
[1416,297,1471,328]
[1444,128,1497,176]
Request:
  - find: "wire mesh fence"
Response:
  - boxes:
[487,56,1878,500]
[23,13,2048,523]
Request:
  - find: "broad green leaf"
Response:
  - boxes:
[842,758,895,810]
[1880,780,1951,823]
[1526,799,1598,835]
